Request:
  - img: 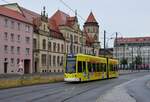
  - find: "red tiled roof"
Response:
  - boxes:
[85,12,97,23]
[116,37,150,44]
[49,10,69,26]
[33,17,42,28]
[49,19,59,32]
[0,6,31,24]
[21,7,40,23]
[49,10,77,31]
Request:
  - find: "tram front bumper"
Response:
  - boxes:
[64,78,80,82]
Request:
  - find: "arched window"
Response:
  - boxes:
[43,39,46,49]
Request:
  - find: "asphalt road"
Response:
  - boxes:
[0,72,149,102]
[125,74,150,102]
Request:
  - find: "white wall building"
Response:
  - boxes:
[113,37,150,68]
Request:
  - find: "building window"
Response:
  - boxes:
[42,54,46,66]
[53,42,56,52]
[17,58,20,64]
[57,56,60,66]
[11,46,14,54]
[17,35,20,42]
[87,28,90,32]
[53,56,56,66]
[4,32,8,40]
[18,23,20,30]
[25,48,30,55]
[4,19,8,27]
[25,37,30,44]
[93,28,95,32]
[25,25,30,32]
[61,56,63,66]
[48,42,51,51]
[43,39,46,49]
[43,24,46,31]
[33,39,37,49]
[11,21,14,29]
[17,47,20,54]
[57,43,60,52]
[49,55,51,66]
[61,44,64,53]
[4,45,8,53]
[11,33,14,42]
[11,58,14,64]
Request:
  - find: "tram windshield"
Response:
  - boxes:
[66,57,76,73]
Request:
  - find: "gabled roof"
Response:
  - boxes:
[49,10,77,31]
[49,10,69,26]
[1,3,24,15]
[0,6,31,24]
[85,12,97,23]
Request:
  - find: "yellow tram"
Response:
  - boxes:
[64,54,118,82]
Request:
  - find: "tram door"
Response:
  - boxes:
[83,61,89,80]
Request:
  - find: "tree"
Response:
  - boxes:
[134,55,142,65]
[120,58,128,69]
[134,55,142,70]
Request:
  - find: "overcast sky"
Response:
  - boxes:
[0,0,150,47]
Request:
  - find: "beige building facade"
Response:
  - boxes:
[0,3,101,73]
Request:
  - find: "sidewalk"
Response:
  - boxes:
[119,70,149,75]
[96,84,136,102]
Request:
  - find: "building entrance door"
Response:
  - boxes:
[34,61,37,72]
[4,62,8,73]
[24,60,30,74]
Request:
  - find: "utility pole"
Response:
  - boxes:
[104,30,106,57]
[115,32,118,59]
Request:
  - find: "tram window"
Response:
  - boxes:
[113,65,115,71]
[114,65,117,71]
[93,63,96,72]
[110,64,113,71]
[88,62,92,72]
[100,63,103,72]
[97,63,100,72]
[66,58,76,73]
[83,61,86,72]
[78,61,82,72]
[104,64,106,72]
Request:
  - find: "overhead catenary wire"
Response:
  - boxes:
[59,0,86,22]
[1,0,9,3]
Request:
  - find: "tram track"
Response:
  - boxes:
[0,72,149,102]
[27,82,95,102]
[28,79,121,102]
[61,80,124,102]
[0,82,67,101]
